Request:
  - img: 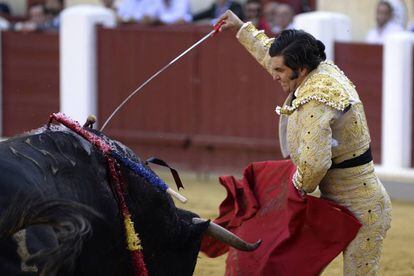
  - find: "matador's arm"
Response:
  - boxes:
[292,101,338,194]
[236,22,275,76]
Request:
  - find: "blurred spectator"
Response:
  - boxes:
[101,0,115,10]
[14,4,48,31]
[385,0,407,27]
[243,0,268,31]
[192,0,244,23]
[366,1,403,44]
[41,0,64,30]
[0,2,10,30]
[273,3,295,33]
[300,0,312,12]
[0,2,10,17]
[117,0,160,23]
[13,0,64,32]
[408,21,414,31]
[406,0,414,31]
[264,2,279,34]
[155,0,192,25]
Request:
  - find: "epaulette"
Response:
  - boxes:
[277,64,351,115]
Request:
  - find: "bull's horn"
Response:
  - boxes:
[192,218,261,251]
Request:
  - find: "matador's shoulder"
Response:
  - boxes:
[278,61,356,115]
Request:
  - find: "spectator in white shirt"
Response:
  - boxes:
[117,0,191,25]
[385,0,407,27]
[156,0,192,24]
[192,0,244,24]
[273,3,295,34]
[366,1,403,44]
[117,0,160,23]
[14,4,47,32]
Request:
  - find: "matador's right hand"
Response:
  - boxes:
[216,10,244,33]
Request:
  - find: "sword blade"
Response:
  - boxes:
[100,29,216,131]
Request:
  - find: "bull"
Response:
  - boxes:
[0,116,260,276]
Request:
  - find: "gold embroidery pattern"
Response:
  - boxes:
[255,31,274,47]
[331,103,371,161]
[320,164,392,276]
[237,22,274,75]
[279,73,350,115]
[287,100,335,193]
[285,83,390,276]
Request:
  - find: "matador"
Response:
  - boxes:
[217,10,392,275]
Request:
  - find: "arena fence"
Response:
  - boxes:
[1,26,386,172]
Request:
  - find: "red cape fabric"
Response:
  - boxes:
[201,160,361,276]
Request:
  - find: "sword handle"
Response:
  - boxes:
[213,20,225,35]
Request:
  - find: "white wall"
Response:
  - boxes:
[382,32,414,168]
[60,5,116,123]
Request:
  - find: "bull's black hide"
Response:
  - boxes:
[0,127,208,276]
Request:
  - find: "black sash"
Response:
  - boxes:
[330,146,373,169]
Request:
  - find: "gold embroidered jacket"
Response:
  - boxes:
[237,22,372,193]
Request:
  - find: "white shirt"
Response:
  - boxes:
[366,21,404,44]
[156,0,192,24]
[385,0,407,27]
[117,0,161,22]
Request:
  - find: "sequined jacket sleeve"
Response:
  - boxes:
[236,22,274,75]
[290,100,339,193]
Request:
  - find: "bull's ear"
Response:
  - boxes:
[192,218,261,252]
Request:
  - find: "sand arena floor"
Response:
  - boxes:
[158,171,414,276]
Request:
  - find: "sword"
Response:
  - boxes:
[100,21,225,131]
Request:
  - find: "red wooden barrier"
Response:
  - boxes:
[97,25,284,172]
[2,31,59,137]
[0,26,385,172]
[97,26,383,172]
[98,27,382,172]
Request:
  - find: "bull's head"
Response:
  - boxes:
[0,119,260,276]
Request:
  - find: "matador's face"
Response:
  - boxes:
[270,56,308,94]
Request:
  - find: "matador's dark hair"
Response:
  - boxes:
[269,29,326,72]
